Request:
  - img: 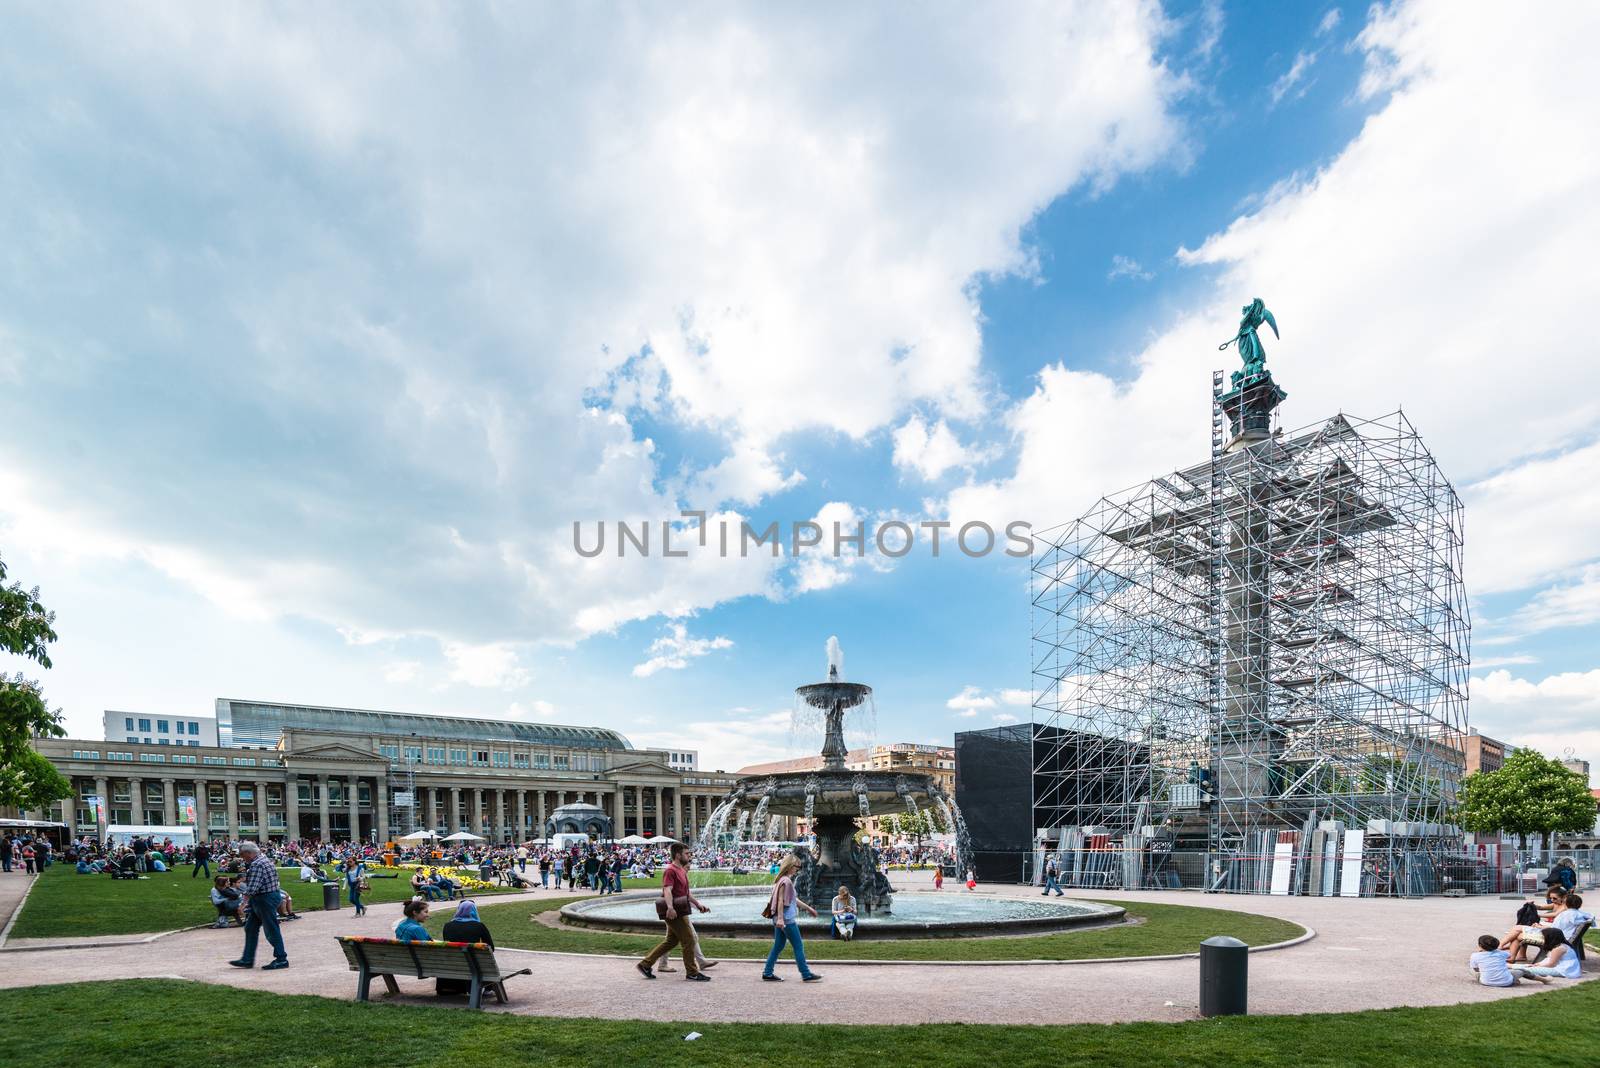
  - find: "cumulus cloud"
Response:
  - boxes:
[1473,668,1600,784]
[0,4,1188,666]
[444,642,531,690]
[631,623,734,678]
[892,416,973,481]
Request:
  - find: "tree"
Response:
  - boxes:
[879,808,945,844]
[0,554,71,811]
[1458,748,1595,849]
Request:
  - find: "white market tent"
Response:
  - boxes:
[106,824,196,848]
[618,834,653,844]
[442,831,484,842]
[398,830,438,841]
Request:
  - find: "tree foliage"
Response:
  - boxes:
[1458,747,1595,847]
[879,808,946,842]
[0,553,71,811]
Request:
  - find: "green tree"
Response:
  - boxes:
[0,554,72,811]
[879,808,945,844]
[1458,748,1594,849]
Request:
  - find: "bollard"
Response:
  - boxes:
[1198,935,1248,1017]
[323,881,341,911]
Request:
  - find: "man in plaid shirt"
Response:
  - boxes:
[229,841,289,970]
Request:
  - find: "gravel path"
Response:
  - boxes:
[2,871,1589,1023]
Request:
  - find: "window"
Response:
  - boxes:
[534,753,550,769]
[298,783,313,804]
[378,744,399,760]
[189,721,200,734]
[143,738,152,744]
[126,736,138,743]
[450,749,468,766]
[473,751,489,766]
[427,747,445,764]
[138,718,151,732]
[108,751,134,761]
[146,784,163,802]
[208,786,226,805]
[232,757,256,766]
[188,740,200,747]
[175,721,185,735]
[513,753,529,769]
[491,751,510,767]
[124,717,133,731]
[157,720,169,733]
[112,786,130,803]
[174,754,197,764]
[203,756,226,765]
[405,746,422,763]
[158,739,168,746]
[553,755,569,770]
[238,787,254,804]
[138,752,166,763]
[71,750,101,760]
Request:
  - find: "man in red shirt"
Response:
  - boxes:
[637,843,710,981]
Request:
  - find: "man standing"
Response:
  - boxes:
[192,840,212,879]
[1042,856,1063,897]
[229,841,289,971]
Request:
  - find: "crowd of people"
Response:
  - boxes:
[1469,860,1592,986]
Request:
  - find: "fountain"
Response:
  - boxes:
[561,641,1125,938]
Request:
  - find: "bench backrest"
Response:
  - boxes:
[337,936,505,981]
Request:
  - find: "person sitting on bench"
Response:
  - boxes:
[395,898,433,943]
[437,899,493,996]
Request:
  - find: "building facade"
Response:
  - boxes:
[27,701,736,845]
[103,711,219,747]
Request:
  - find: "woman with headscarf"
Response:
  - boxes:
[436,898,494,996]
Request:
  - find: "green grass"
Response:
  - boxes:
[2,976,1597,1067]
[473,893,1304,961]
[8,863,515,940]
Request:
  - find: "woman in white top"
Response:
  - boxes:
[831,886,858,941]
[1512,929,1583,982]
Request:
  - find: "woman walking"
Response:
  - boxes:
[762,853,821,982]
[344,856,368,916]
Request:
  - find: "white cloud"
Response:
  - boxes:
[383,660,421,684]
[999,688,1032,706]
[947,685,997,715]
[992,712,1021,725]
[632,708,794,772]
[1107,254,1154,281]
[1472,655,1538,669]
[0,4,1186,656]
[1317,9,1343,36]
[1465,442,1600,595]
[947,1,1600,576]
[631,622,734,678]
[892,416,973,481]
[1507,564,1600,635]
[443,642,530,690]
[1473,668,1600,784]
[1269,50,1318,105]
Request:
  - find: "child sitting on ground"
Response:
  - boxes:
[211,876,243,927]
[1469,934,1515,987]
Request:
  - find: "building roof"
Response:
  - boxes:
[216,698,633,750]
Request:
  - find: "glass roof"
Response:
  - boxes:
[219,700,633,750]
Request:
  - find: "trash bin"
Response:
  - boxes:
[322,881,341,912]
[1198,935,1248,1017]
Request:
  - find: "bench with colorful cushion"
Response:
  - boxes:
[335,936,531,1009]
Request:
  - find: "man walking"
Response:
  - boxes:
[192,840,212,879]
[1042,856,1063,896]
[229,841,289,971]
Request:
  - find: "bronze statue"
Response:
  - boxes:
[1219,298,1279,387]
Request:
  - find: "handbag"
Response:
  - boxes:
[655,895,691,919]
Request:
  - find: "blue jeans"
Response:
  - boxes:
[240,891,288,965]
[1043,875,1061,894]
[348,885,364,914]
[613,871,623,892]
[192,859,211,878]
[763,920,814,979]
[541,870,549,886]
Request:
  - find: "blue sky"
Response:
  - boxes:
[3,2,1599,779]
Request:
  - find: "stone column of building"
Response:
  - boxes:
[449,787,461,832]
[318,775,332,841]
[285,777,301,841]
[127,775,143,823]
[255,780,270,838]
[465,789,479,836]
[93,775,108,838]
[494,789,507,841]
[162,777,177,825]
[609,786,624,838]
[515,790,528,841]
[348,775,361,843]
[676,788,687,841]
[375,774,390,843]
[426,786,439,832]
[225,780,240,839]
[649,785,661,836]
[535,790,546,837]
[192,777,208,831]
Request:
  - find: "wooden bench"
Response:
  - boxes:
[336,936,531,1009]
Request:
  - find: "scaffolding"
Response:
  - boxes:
[1030,381,1471,895]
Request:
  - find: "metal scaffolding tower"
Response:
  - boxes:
[1030,368,1470,894]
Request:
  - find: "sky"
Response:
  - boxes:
[3,1,1599,780]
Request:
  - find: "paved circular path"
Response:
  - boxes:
[0,870,1588,1024]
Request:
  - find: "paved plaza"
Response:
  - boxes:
[0,870,1587,1025]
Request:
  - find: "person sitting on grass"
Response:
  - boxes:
[1469,934,1516,987]
[395,898,433,943]
[1511,928,1582,983]
[277,887,300,921]
[211,876,244,927]
[831,886,858,941]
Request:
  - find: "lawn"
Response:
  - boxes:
[2,976,1597,1068]
[8,863,516,940]
[473,894,1305,961]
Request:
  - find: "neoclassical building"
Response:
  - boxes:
[26,699,736,845]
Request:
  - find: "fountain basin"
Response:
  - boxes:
[560,887,1125,939]
[722,770,954,817]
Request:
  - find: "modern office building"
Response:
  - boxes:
[103,711,219,747]
[27,699,736,844]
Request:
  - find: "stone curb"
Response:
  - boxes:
[491,924,1316,967]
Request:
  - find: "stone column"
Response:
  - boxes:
[348,775,361,843]
[610,786,625,839]
[470,789,484,836]
[255,780,270,838]
[449,788,461,832]
[494,789,506,841]
[376,775,390,843]
[426,787,440,832]
[225,780,240,839]
[127,776,143,823]
[515,790,528,840]
[286,778,301,842]
[162,777,177,825]
[651,785,662,836]
[92,775,109,838]
[193,778,209,838]
[318,775,332,842]
[535,790,546,837]
[676,788,687,840]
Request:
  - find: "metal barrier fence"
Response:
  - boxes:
[965,845,1597,898]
